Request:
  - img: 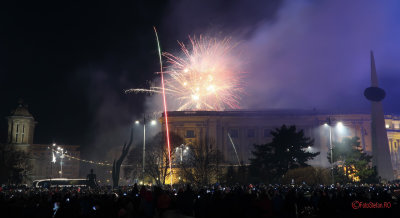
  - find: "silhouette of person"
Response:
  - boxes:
[86,169,97,188]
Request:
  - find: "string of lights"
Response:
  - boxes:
[49,147,132,167]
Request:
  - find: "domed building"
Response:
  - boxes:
[6,100,80,182]
[7,100,36,148]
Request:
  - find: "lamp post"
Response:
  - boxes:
[324,118,345,185]
[57,146,67,178]
[324,117,334,185]
[135,115,157,182]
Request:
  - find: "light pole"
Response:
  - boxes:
[324,118,344,185]
[57,146,67,178]
[135,116,157,182]
[324,117,334,185]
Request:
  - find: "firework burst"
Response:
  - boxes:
[164,36,244,111]
[127,35,245,111]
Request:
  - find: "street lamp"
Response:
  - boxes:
[324,117,345,185]
[324,117,334,185]
[135,115,157,182]
[56,146,67,178]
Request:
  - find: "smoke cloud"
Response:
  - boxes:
[161,0,400,113]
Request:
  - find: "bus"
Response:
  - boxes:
[33,178,88,188]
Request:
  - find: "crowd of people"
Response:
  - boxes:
[0,183,400,218]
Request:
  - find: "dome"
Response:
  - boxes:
[10,101,33,117]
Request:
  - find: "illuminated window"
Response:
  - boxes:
[186,130,195,138]
[229,129,239,138]
[247,129,255,138]
[264,129,271,137]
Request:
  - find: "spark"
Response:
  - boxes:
[163,36,244,111]
[124,88,162,94]
[126,35,245,111]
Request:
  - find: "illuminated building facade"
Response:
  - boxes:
[6,101,80,181]
[386,114,400,177]
[163,110,400,179]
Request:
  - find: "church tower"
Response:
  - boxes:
[7,100,36,147]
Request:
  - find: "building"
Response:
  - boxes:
[6,101,80,181]
[386,114,400,175]
[162,110,400,179]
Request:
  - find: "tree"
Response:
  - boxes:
[112,128,133,188]
[250,125,320,183]
[327,137,378,183]
[125,132,184,186]
[0,143,32,184]
[179,143,222,187]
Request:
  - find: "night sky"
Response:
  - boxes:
[1,0,399,159]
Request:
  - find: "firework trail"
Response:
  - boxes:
[126,35,245,111]
[153,27,173,186]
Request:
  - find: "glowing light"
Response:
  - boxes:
[52,152,56,163]
[135,120,140,124]
[126,35,245,111]
[386,124,390,129]
[324,123,328,127]
[192,94,200,101]
[337,122,344,130]
[150,120,157,125]
[206,85,215,92]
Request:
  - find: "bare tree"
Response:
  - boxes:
[125,132,183,186]
[179,141,222,187]
[112,128,133,188]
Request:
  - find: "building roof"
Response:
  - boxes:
[9,101,34,118]
[163,109,372,117]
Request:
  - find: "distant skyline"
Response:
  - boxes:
[1,0,400,159]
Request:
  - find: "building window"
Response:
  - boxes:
[264,129,271,137]
[15,124,19,143]
[186,130,195,138]
[21,125,25,143]
[229,129,238,138]
[247,129,255,138]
